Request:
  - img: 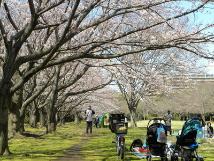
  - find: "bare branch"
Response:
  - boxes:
[57,65,90,91]
[0,20,9,50]
[66,77,112,96]
[38,0,65,15]
[3,3,19,31]
[28,0,36,16]
[59,0,80,43]
[22,74,52,109]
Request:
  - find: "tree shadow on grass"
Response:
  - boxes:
[1,149,65,160]
[21,131,46,138]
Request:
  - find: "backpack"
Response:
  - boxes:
[157,126,167,143]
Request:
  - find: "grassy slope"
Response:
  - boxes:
[1,121,214,161]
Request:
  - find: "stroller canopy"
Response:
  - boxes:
[181,118,202,136]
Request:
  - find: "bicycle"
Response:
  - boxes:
[109,113,128,160]
[115,128,126,159]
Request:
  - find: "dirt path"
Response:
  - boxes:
[54,137,89,161]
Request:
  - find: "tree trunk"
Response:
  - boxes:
[129,109,137,127]
[39,109,46,127]
[8,86,23,136]
[19,111,25,134]
[46,66,60,133]
[8,103,20,138]
[46,103,57,133]
[29,113,37,128]
[60,118,65,125]
[143,112,146,120]
[74,112,81,124]
[47,110,57,133]
[0,24,19,155]
[0,89,11,155]
[142,110,147,120]
[29,102,37,128]
[58,112,66,126]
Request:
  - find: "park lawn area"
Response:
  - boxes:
[1,121,214,161]
[1,123,84,161]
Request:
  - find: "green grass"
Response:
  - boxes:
[1,121,214,161]
[137,120,184,130]
[81,121,214,161]
[1,123,83,161]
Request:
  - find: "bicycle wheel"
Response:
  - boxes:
[115,136,119,154]
[119,143,125,160]
[116,142,120,155]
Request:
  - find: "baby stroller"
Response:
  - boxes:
[146,118,168,161]
[171,118,204,161]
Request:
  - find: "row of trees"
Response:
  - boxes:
[130,81,214,120]
[0,0,213,155]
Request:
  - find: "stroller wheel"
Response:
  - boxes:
[146,156,152,161]
[182,149,193,161]
[171,156,178,161]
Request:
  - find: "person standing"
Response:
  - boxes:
[94,115,99,128]
[164,110,173,135]
[207,122,213,138]
[85,106,95,134]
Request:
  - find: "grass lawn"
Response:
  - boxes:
[1,121,214,161]
[1,123,83,161]
[82,121,214,161]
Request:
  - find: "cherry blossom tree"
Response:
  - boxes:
[113,48,198,127]
[0,0,213,155]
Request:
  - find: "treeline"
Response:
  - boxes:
[127,112,214,122]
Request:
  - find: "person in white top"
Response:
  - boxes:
[164,110,173,135]
[85,106,95,134]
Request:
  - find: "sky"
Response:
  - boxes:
[187,1,214,74]
[201,6,214,74]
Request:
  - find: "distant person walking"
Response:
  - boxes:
[164,110,173,135]
[85,106,95,134]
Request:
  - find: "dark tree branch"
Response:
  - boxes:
[28,0,36,16]
[38,0,65,15]
[3,3,18,31]
[59,0,80,43]
[57,65,90,91]
[0,20,9,50]
[75,0,101,27]
[22,72,52,109]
